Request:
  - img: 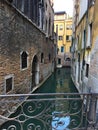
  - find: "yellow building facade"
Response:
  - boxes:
[54,12,72,67]
[71,0,98,93]
[71,0,98,118]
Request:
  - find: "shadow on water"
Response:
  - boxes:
[1,68,83,130]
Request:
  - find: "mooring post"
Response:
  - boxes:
[87,94,97,130]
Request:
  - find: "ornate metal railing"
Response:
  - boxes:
[0,93,98,130]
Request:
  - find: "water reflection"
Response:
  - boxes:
[34,68,79,129]
[1,68,81,130]
[52,111,70,130]
[35,67,78,93]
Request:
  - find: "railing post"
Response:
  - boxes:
[87,94,97,130]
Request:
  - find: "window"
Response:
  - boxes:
[84,29,86,47]
[66,35,72,41]
[87,23,92,47]
[46,20,47,33]
[86,64,89,77]
[41,53,44,63]
[78,53,80,62]
[88,0,95,7]
[59,36,63,40]
[82,29,86,49]
[21,51,28,69]
[45,3,47,10]
[57,48,59,54]
[49,53,51,61]
[56,24,58,34]
[58,58,61,64]
[48,17,51,35]
[66,58,71,61]
[78,53,80,83]
[61,46,64,52]
[81,70,83,81]
[90,23,92,45]
[59,25,63,30]
[66,25,69,30]
[5,75,14,93]
[66,25,72,30]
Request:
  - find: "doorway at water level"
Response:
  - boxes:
[32,55,39,89]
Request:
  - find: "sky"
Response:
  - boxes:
[53,0,73,17]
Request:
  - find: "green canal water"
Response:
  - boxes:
[34,67,78,94]
[1,68,84,130]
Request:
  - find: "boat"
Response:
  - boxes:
[57,64,62,68]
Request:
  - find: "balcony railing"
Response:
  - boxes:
[0,93,98,130]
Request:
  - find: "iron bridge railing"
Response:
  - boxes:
[0,93,98,130]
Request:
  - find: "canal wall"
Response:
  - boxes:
[0,0,56,94]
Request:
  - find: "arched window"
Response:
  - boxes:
[21,51,28,69]
[65,58,71,61]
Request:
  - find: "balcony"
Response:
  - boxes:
[0,93,98,130]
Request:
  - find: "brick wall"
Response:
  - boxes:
[0,0,55,94]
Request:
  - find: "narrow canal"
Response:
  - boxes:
[1,68,83,130]
[32,67,81,130]
[34,67,78,93]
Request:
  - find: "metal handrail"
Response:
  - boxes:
[0,93,98,130]
[0,92,98,97]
